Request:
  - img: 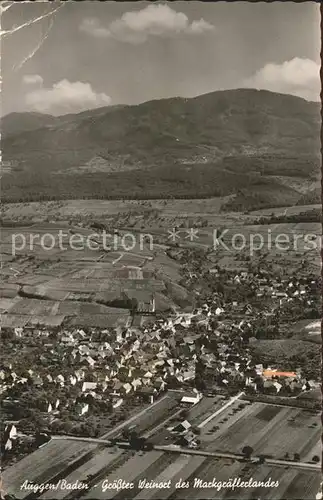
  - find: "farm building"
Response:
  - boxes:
[263,370,297,379]
[173,420,191,433]
[181,392,202,405]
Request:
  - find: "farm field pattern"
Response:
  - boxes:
[3,395,321,500]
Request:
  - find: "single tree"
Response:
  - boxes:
[242,446,254,458]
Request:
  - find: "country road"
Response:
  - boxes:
[51,436,321,472]
[112,253,124,265]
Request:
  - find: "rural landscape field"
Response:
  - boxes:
[1,189,322,500]
[1,1,322,499]
[2,394,322,500]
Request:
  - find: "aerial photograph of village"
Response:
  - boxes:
[0,2,322,500]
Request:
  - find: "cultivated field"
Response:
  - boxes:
[0,221,191,327]
[2,440,97,499]
[3,394,181,498]
[169,458,321,500]
[39,447,127,500]
[201,402,321,463]
[2,201,321,233]
[3,396,321,500]
[1,211,319,324]
[81,451,320,500]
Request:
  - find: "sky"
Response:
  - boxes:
[1,1,321,116]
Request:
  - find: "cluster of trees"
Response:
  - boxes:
[2,163,233,203]
[195,357,207,392]
[220,189,295,214]
[121,429,154,451]
[51,418,101,438]
[242,394,321,411]
[256,209,322,225]
[241,447,320,464]
[251,339,320,381]
[99,294,138,312]
[223,155,319,179]
[5,154,316,209]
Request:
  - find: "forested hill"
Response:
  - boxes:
[2,88,320,209]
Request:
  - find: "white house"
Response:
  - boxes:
[6,424,17,440]
[86,356,96,368]
[122,383,132,394]
[112,398,123,409]
[5,439,12,451]
[56,374,65,385]
[82,382,97,392]
[76,403,89,416]
[181,392,202,405]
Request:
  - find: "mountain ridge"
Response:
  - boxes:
[2,89,320,209]
[2,88,319,142]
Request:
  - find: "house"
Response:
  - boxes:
[82,382,97,392]
[112,398,123,409]
[76,403,89,416]
[32,376,43,387]
[86,356,96,368]
[132,339,141,351]
[61,335,75,345]
[56,374,65,385]
[122,383,132,395]
[4,424,17,440]
[289,381,303,392]
[76,329,86,338]
[272,381,282,393]
[262,370,297,379]
[112,381,123,394]
[154,378,166,392]
[79,344,90,355]
[5,438,13,450]
[255,364,263,375]
[138,386,156,402]
[116,328,124,343]
[131,379,142,391]
[306,380,317,390]
[182,370,195,381]
[178,430,196,446]
[173,419,192,433]
[3,424,17,451]
[263,380,275,392]
[75,369,85,381]
[185,430,198,443]
[14,327,23,337]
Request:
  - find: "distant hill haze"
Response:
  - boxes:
[1,89,320,209]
